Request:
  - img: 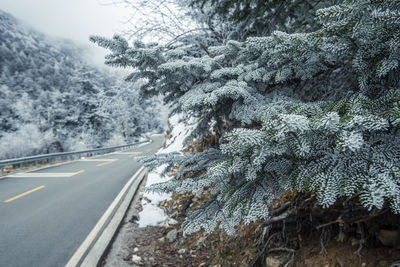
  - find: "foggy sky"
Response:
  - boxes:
[0,0,133,66]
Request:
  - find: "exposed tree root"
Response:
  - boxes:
[248,193,400,266]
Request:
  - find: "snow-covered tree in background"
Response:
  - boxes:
[0,10,163,159]
[93,0,400,235]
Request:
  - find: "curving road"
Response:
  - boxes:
[0,135,163,267]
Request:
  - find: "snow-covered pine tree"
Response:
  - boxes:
[92,0,400,235]
[183,0,337,40]
[0,10,162,159]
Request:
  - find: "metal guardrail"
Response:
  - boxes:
[0,140,149,175]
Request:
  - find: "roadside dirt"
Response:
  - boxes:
[101,181,216,267]
[293,238,400,267]
[104,186,400,267]
[101,184,261,267]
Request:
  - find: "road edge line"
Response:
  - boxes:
[66,166,147,267]
[82,168,148,267]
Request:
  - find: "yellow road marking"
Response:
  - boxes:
[96,161,113,167]
[4,185,45,203]
[72,170,85,176]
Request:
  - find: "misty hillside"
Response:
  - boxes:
[0,10,162,159]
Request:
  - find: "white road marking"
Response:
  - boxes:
[112,152,142,156]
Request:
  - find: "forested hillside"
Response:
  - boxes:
[94,0,400,265]
[0,10,162,160]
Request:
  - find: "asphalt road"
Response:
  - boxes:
[0,135,163,267]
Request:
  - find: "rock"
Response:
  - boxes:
[166,229,178,242]
[169,218,178,225]
[129,215,139,223]
[377,229,400,247]
[196,235,207,249]
[158,237,165,243]
[131,255,142,264]
[265,256,282,267]
[378,261,388,267]
[163,219,171,229]
[133,247,139,252]
[178,248,186,254]
[351,238,360,246]
[335,258,345,267]
[177,238,185,246]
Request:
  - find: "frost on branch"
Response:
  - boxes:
[94,0,400,235]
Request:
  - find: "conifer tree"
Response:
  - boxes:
[0,10,162,159]
[92,0,400,235]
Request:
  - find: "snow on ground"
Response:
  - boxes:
[137,113,197,227]
[162,113,197,153]
[138,166,170,227]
